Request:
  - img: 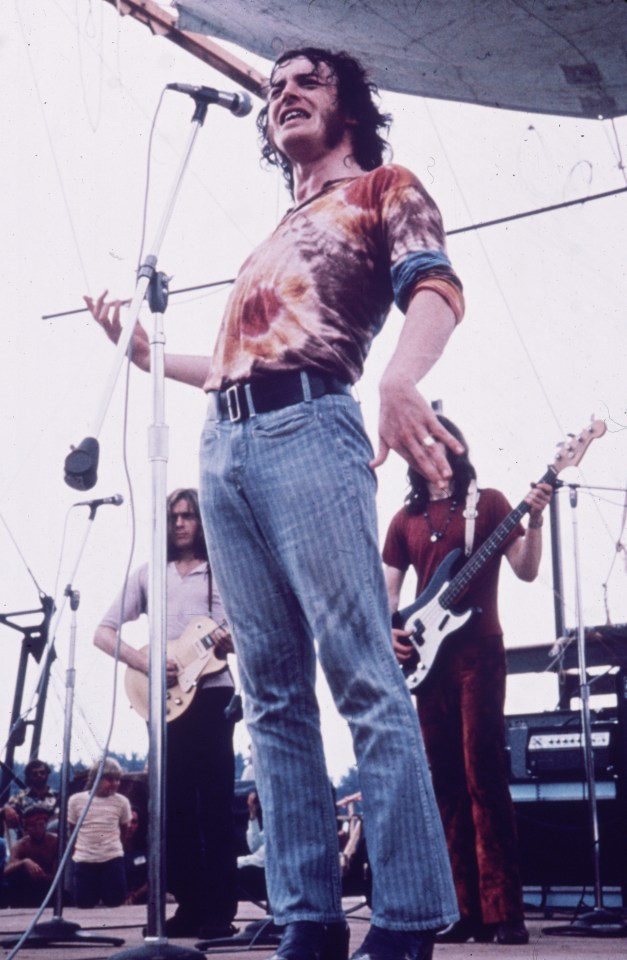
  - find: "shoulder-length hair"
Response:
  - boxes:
[257,47,392,196]
[166,488,208,562]
[86,756,123,789]
[405,415,477,514]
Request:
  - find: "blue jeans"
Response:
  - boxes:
[199,392,457,930]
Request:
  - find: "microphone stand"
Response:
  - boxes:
[543,483,627,937]
[1,506,125,950]
[103,94,215,960]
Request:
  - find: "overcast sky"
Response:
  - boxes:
[2,0,626,781]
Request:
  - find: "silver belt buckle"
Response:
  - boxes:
[225,384,242,422]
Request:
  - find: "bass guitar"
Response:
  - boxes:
[394,419,606,692]
[124,616,228,722]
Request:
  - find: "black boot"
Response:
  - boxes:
[351,926,435,960]
[269,920,349,960]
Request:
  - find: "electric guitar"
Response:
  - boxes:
[124,616,229,722]
[394,419,606,692]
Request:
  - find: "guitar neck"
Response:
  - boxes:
[440,466,557,609]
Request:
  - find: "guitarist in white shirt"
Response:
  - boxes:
[93,487,238,941]
[383,415,551,948]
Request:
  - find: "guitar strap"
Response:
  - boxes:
[207,560,213,615]
[463,479,479,557]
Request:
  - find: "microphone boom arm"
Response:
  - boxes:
[64,105,208,491]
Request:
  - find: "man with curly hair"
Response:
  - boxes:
[87,47,465,960]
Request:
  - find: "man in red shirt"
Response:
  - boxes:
[384,414,551,946]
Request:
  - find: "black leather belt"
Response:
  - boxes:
[207,371,351,422]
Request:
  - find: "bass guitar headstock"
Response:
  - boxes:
[552,418,606,476]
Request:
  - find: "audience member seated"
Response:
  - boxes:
[236,790,266,901]
[237,791,265,869]
[2,760,59,839]
[336,792,371,904]
[227,790,283,948]
[0,831,6,906]
[68,757,132,908]
[123,806,148,905]
[4,806,58,907]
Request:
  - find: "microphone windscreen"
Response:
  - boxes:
[64,437,100,490]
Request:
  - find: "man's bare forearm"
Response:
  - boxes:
[373,290,462,480]
[163,353,211,389]
[381,290,456,392]
[93,625,148,673]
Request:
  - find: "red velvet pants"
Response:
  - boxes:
[417,632,524,925]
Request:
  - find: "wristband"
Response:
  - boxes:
[528,517,543,529]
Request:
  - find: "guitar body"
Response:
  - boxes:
[397,550,477,692]
[124,616,227,723]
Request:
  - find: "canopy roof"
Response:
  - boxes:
[175,0,626,119]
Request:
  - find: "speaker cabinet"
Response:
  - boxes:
[510,782,627,888]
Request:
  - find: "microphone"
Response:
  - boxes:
[166,83,253,118]
[74,494,124,509]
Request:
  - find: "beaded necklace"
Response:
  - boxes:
[423,499,458,543]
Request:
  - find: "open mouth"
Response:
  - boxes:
[280,108,310,125]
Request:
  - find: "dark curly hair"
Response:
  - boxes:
[24,759,51,782]
[166,488,208,562]
[405,415,477,515]
[257,47,392,196]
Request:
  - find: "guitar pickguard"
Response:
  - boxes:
[402,583,475,691]
[124,616,227,722]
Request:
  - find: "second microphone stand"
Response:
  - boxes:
[1,507,125,951]
[544,484,627,937]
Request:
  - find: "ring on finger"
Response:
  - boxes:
[422,435,436,448]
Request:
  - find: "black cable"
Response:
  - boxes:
[448,186,627,236]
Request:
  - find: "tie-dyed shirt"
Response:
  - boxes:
[206,164,464,389]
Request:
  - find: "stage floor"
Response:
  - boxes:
[1,898,627,959]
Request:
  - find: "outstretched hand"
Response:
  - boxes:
[84,291,150,372]
[371,379,463,488]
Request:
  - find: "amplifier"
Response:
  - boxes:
[527,725,615,778]
[505,707,627,891]
[506,710,619,782]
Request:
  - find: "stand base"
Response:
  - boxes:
[543,907,627,938]
[196,917,281,950]
[0,916,125,948]
[109,940,205,959]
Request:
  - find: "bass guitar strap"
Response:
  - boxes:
[463,479,479,557]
